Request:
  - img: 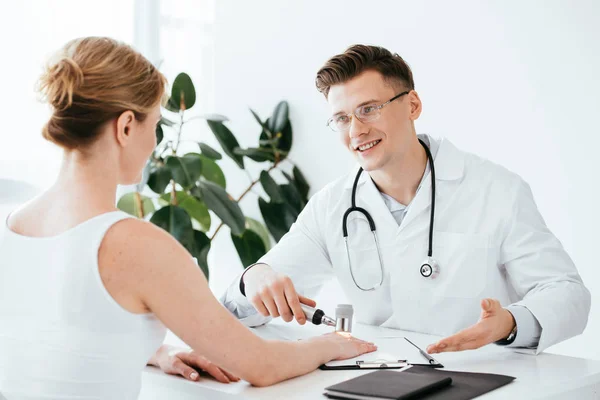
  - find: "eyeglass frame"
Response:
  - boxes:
[326,90,411,132]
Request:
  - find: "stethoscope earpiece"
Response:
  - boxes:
[420,257,440,279]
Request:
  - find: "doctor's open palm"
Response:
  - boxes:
[244,263,318,324]
[426,298,516,354]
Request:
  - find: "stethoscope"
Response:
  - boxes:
[342,139,440,291]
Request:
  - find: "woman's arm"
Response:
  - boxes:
[100,219,375,386]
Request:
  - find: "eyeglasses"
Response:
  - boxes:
[326,91,411,132]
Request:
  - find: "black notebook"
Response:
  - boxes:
[324,370,452,400]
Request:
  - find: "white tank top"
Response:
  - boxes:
[0,211,166,399]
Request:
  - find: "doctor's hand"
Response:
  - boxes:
[149,345,240,383]
[243,263,317,325]
[426,298,516,354]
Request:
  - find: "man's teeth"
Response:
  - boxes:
[358,140,381,151]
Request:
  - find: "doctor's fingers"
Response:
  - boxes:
[261,294,281,318]
[427,327,486,353]
[272,285,295,322]
[298,295,317,308]
[480,298,503,318]
[283,282,309,324]
[249,293,271,317]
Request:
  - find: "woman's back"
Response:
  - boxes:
[0,35,375,398]
[0,210,166,399]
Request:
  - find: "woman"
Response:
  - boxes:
[0,37,376,399]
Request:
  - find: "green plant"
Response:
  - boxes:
[117,73,310,280]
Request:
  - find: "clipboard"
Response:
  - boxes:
[320,359,443,370]
[320,358,411,370]
[319,339,444,370]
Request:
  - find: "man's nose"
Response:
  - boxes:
[348,116,368,139]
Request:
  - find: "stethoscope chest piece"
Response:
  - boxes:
[420,257,440,279]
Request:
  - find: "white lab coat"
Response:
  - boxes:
[222,135,590,354]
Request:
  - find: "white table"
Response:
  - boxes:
[140,321,600,400]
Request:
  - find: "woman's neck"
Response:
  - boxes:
[51,150,119,214]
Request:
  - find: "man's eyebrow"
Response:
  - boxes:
[332,98,379,115]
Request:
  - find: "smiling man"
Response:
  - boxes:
[221,44,590,355]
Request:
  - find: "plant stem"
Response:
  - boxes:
[210,223,224,241]
[170,180,178,205]
[237,164,276,203]
[134,191,144,219]
[174,110,184,153]
[209,163,277,241]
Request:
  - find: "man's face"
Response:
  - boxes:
[327,70,419,172]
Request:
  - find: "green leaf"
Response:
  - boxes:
[199,142,222,160]
[147,166,172,194]
[196,180,245,236]
[246,217,271,251]
[117,192,155,218]
[207,120,245,169]
[156,124,164,145]
[259,198,298,243]
[278,119,293,153]
[198,155,226,188]
[268,101,289,135]
[159,191,211,232]
[281,170,294,184]
[250,108,271,136]
[258,138,278,146]
[260,119,292,158]
[293,166,310,200]
[232,229,267,268]
[233,147,276,162]
[282,168,309,203]
[160,116,176,127]
[150,205,194,249]
[280,183,304,214]
[191,230,211,279]
[199,113,228,122]
[260,170,284,203]
[165,154,203,189]
[166,72,196,112]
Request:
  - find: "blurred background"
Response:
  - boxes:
[0,0,598,360]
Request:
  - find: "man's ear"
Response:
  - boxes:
[115,110,136,147]
[408,90,423,121]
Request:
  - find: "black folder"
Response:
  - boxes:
[400,366,516,399]
[324,370,452,399]
[324,366,516,400]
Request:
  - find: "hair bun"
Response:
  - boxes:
[38,37,166,151]
[38,57,84,111]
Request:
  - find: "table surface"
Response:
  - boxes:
[140,321,600,400]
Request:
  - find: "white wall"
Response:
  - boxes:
[207,0,600,359]
[0,0,135,188]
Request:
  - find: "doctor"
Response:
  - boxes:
[221,44,590,354]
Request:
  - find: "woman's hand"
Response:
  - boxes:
[312,332,378,361]
[149,345,240,383]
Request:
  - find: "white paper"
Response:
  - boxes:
[325,337,439,367]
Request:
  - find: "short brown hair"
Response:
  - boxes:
[315,44,414,98]
[38,37,167,150]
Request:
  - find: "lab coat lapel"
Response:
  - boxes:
[352,170,399,243]
[398,138,465,234]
